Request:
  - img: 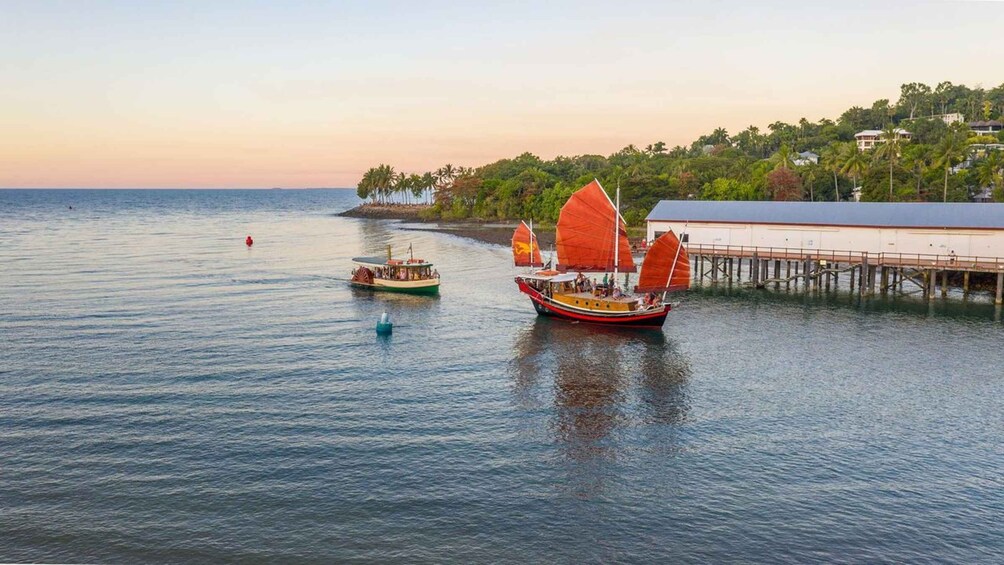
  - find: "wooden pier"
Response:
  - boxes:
[687,244,1004,304]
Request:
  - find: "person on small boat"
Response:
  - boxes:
[433,269,439,279]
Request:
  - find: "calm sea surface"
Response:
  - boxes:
[2,189,1003,563]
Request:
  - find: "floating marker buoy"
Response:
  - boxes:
[376,312,393,335]
[246,235,254,247]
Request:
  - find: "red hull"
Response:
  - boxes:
[515,278,670,328]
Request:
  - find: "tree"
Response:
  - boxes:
[701,178,760,201]
[839,142,868,196]
[421,172,436,204]
[931,125,968,202]
[357,167,375,202]
[897,82,932,120]
[770,143,796,170]
[934,81,955,114]
[874,124,906,199]
[976,150,1003,200]
[820,143,844,201]
[393,171,408,204]
[765,168,803,201]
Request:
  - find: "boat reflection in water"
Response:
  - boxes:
[509,318,691,492]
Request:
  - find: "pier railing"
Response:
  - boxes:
[684,243,1004,272]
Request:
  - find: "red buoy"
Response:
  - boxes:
[246,235,254,247]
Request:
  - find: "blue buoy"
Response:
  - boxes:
[376,312,393,335]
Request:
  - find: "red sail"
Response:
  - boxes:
[555,180,636,273]
[512,221,543,267]
[635,230,690,293]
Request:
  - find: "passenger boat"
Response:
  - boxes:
[350,245,440,295]
[513,180,689,327]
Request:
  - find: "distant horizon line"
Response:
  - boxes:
[0,187,357,190]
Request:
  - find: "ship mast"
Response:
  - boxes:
[613,179,620,280]
[662,223,688,301]
[529,219,534,268]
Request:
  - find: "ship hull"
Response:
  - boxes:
[515,278,670,328]
[350,279,440,295]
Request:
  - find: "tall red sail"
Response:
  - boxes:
[635,230,690,293]
[512,221,544,267]
[555,180,636,273]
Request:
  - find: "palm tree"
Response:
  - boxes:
[408,173,424,204]
[374,164,395,205]
[976,150,1003,200]
[770,143,796,171]
[393,171,408,204]
[839,143,868,199]
[932,131,967,202]
[902,146,930,199]
[421,172,436,204]
[820,144,843,201]
[874,124,906,200]
[357,167,375,202]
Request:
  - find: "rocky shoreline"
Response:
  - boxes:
[337,204,431,221]
[338,204,556,247]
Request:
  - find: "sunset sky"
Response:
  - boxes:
[2,0,1000,188]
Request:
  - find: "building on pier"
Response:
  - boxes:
[646,201,1004,257]
[645,201,1004,303]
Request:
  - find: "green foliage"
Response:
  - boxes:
[701,178,761,201]
[355,80,1004,216]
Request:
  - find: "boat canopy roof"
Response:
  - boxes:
[520,272,580,283]
[352,256,433,267]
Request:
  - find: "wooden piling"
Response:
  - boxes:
[963,271,970,298]
[880,267,889,294]
[996,272,1003,305]
[941,270,948,298]
[751,253,759,287]
[859,256,868,296]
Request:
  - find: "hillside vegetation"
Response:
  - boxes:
[356,81,1004,225]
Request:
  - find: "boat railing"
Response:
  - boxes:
[683,243,1004,271]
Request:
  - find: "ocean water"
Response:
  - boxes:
[2,189,1003,563]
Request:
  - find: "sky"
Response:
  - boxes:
[1,0,1001,188]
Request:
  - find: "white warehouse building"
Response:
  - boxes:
[646,201,1004,259]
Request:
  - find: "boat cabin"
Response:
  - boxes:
[520,272,662,312]
[352,257,438,282]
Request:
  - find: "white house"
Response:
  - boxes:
[855,128,912,151]
[793,151,819,166]
[646,201,1004,258]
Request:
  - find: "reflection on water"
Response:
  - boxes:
[691,283,1004,322]
[510,318,692,471]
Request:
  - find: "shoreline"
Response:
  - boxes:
[339,204,557,247]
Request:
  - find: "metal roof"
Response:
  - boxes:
[646,201,1004,229]
[352,256,433,267]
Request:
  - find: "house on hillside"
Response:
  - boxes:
[969,120,1003,136]
[793,151,819,166]
[903,113,965,126]
[937,113,965,125]
[855,128,911,151]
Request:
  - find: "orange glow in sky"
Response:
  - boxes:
[1,1,999,188]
